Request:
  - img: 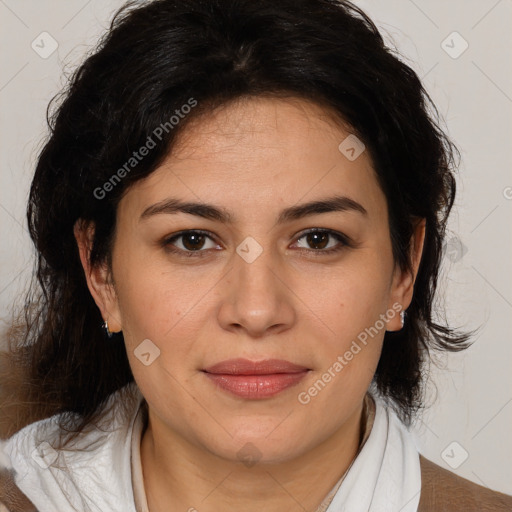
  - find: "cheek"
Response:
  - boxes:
[320,258,392,324]
[113,251,214,375]
[113,238,189,332]
[301,269,390,408]
[116,268,168,341]
[310,255,393,374]
[116,266,201,408]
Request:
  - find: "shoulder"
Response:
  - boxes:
[0,382,144,511]
[418,454,512,512]
[0,412,77,511]
[1,381,142,468]
[1,412,63,476]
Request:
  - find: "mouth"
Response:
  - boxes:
[201,358,311,399]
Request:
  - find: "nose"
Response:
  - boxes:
[217,242,296,338]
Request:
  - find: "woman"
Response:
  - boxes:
[0,0,511,510]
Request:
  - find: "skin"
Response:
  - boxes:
[75,96,425,512]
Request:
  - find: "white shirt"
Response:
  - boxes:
[1,382,422,512]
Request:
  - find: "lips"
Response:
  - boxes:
[202,358,310,375]
[201,358,310,399]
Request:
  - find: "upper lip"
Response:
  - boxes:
[202,358,310,375]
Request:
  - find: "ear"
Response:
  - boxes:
[73,219,122,333]
[386,218,426,331]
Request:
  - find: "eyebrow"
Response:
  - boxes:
[139,194,368,224]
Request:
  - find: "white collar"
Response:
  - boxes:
[2,383,421,512]
[323,399,422,511]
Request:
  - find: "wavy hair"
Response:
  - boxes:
[0,0,472,445]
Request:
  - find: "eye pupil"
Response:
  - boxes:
[307,231,329,250]
[183,233,205,251]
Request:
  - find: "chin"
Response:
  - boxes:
[209,427,310,465]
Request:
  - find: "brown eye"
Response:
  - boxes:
[304,231,330,250]
[181,232,207,251]
[293,229,350,255]
[163,230,219,256]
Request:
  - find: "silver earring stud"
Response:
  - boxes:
[400,310,405,329]
[103,319,113,338]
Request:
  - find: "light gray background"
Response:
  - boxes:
[1,0,511,495]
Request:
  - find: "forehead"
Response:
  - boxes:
[121,96,386,222]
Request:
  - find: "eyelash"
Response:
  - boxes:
[161,229,351,258]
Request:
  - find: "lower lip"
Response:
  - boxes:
[203,371,309,399]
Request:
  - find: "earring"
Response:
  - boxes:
[400,310,405,329]
[103,319,113,338]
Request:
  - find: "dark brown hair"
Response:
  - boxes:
[1,0,472,444]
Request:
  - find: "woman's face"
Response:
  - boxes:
[81,96,422,464]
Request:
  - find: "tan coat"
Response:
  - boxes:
[417,455,512,511]
[1,455,512,511]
